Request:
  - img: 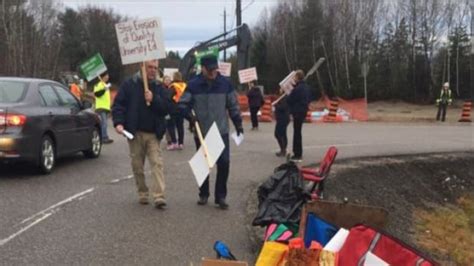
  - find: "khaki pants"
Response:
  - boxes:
[128,131,165,201]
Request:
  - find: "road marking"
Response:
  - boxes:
[109,174,133,184]
[20,188,95,225]
[0,213,52,247]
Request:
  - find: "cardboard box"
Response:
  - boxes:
[201,258,248,266]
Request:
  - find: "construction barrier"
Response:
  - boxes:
[458,101,472,122]
[260,98,273,122]
[324,100,340,122]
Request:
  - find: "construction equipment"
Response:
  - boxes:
[178,24,252,80]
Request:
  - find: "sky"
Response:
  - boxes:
[63,0,278,56]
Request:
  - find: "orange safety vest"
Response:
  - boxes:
[171,82,187,103]
[70,83,82,100]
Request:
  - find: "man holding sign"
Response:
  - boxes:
[179,55,243,209]
[112,60,171,209]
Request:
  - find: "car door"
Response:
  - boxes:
[53,84,89,152]
[38,84,75,156]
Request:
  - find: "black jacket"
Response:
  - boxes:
[112,73,170,139]
[247,86,264,108]
[287,81,310,114]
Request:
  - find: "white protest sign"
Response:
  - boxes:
[163,68,178,78]
[218,62,232,77]
[115,17,166,65]
[204,123,225,168]
[189,147,210,187]
[279,71,296,95]
[238,67,258,84]
[188,122,225,187]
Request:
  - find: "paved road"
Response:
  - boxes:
[0,121,472,265]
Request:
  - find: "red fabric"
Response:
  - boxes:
[338,225,436,266]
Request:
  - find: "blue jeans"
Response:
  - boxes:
[97,111,109,140]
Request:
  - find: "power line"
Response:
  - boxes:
[242,0,255,12]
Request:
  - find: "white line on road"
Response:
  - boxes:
[0,213,52,247]
[20,188,95,225]
[108,174,133,184]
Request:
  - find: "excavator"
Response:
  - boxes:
[178,24,252,81]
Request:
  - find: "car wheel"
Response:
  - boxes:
[83,128,101,158]
[38,135,55,174]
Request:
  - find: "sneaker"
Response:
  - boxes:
[275,151,286,157]
[166,143,177,151]
[197,196,208,205]
[178,144,184,150]
[154,198,167,209]
[103,138,114,144]
[215,199,229,210]
[138,197,149,205]
[290,155,303,162]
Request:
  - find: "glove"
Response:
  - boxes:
[236,125,244,136]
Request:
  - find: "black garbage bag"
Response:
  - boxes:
[252,161,307,227]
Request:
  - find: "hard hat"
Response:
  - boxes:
[443,82,449,87]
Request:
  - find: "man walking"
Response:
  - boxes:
[247,81,264,130]
[112,60,170,209]
[180,55,243,209]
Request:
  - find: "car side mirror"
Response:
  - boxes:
[82,101,93,109]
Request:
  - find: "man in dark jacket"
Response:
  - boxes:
[246,82,264,130]
[179,55,243,209]
[286,69,310,162]
[112,60,170,209]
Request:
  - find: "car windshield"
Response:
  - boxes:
[0,81,28,103]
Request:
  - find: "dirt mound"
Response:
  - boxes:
[246,152,474,263]
[325,152,474,262]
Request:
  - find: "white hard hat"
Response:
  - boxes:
[443,82,449,87]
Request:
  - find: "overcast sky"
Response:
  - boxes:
[63,0,278,55]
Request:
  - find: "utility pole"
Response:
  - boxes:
[236,0,242,27]
[222,8,227,61]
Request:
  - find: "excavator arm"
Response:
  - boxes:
[178,24,252,80]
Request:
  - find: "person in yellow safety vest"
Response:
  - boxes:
[167,72,187,150]
[94,72,114,144]
[436,82,452,122]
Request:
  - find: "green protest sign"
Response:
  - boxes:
[79,53,108,82]
[194,48,219,73]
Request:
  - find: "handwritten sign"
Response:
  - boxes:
[238,67,258,84]
[115,17,166,65]
[163,68,178,78]
[279,71,296,95]
[218,62,232,77]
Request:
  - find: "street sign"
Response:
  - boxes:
[115,17,166,65]
[238,67,258,84]
[79,53,107,82]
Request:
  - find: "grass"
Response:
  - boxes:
[414,194,474,265]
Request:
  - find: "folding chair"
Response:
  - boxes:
[299,146,338,200]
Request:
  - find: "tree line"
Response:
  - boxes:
[250,0,472,102]
[0,0,472,102]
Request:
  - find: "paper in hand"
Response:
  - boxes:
[231,131,244,146]
[122,130,134,140]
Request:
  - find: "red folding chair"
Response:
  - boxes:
[299,146,338,200]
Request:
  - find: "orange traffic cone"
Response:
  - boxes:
[259,98,273,122]
[458,101,472,122]
[324,100,339,122]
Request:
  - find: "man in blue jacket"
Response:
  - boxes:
[180,55,243,209]
[287,69,310,162]
[112,60,170,209]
